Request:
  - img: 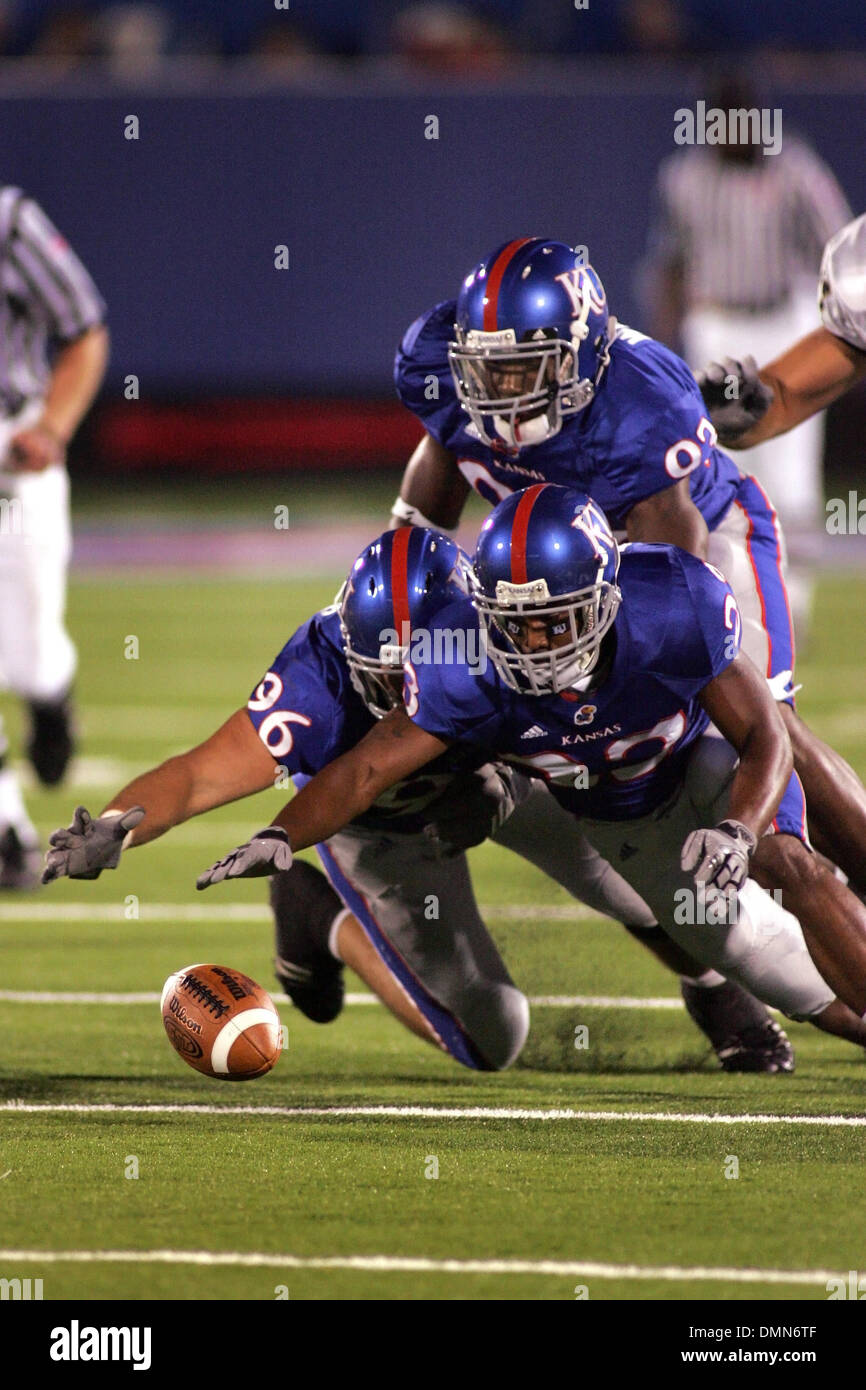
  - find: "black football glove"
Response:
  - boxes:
[42,804,145,883]
[196,826,293,890]
[681,819,758,894]
[695,355,774,446]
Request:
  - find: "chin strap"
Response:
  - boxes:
[594,315,616,386]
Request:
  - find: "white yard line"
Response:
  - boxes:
[0,1101,862,1126]
[0,900,594,923]
[0,1247,841,1285]
[0,989,680,1008]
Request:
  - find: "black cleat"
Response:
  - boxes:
[0,826,42,891]
[681,978,795,1074]
[270,860,345,1023]
[27,691,77,787]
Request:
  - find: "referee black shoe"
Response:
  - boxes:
[681,978,795,1074]
[0,825,42,891]
[270,860,345,1024]
[27,690,77,787]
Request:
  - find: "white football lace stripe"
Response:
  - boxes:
[211,1008,281,1074]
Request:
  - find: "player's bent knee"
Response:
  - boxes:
[458,982,530,1072]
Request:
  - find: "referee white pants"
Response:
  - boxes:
[683,294,825,531]
[0,401,76,702]
[683,294,824,637]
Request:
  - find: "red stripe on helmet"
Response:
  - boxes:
[510,484,548,585]
[390,526,413,647]
[483,237,536,333]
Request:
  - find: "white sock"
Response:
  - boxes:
[328,907,353,962]
[0,766,37,841]
[681,969,726,988]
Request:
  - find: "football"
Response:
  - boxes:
[160,962,283,1081]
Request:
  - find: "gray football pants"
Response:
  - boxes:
[580,735,834,1021]
[314,770,654,1072]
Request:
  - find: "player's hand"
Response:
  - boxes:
[42,805,145,883]
[680,819,757,894]
[196,827,293,890]
[695,355,774,445]
[7,422,66,473]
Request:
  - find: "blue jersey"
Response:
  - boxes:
[395,300,743,533]
[246,607,484,833]
[404,545,741,820]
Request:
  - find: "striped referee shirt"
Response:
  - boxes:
[0,186,106,417]
[650,138,851,312]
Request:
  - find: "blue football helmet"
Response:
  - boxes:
[338,527,472,717]
[449,238,614,450]
[472,484,621,694]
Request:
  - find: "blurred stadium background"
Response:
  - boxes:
[0,0,864,531]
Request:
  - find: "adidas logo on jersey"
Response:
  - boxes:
[520,724,547,739]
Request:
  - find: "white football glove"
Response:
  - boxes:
[680,819,757,893]
[196,826,293,890]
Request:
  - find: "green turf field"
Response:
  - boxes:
[1,560,865,1302]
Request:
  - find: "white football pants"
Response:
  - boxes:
[0,400,76,702]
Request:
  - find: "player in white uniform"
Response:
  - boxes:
[0,187,108,888]
[697,213,866,444]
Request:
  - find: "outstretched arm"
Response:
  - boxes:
[196,708,449,889]
[739,328,866,446]
[43,709,279,883]
[700,329,866,449]
[270,707,447,850]
[102,709,279,847]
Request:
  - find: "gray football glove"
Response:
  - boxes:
[196,826,293,890]
[42,805,145,883]
[695,354,774,445]
[681,819,758,894]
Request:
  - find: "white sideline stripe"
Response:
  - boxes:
[0,1248,838,1285]
[0,901,593,924]
[0,989,682,1009]
[0,1101,862,1127]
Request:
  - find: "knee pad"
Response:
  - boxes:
[456,981,530,1072]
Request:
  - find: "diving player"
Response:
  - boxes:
[42,527,785,1072]
[698,213,866,445]
[389,236,866,897]
[197,490,866,1047]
